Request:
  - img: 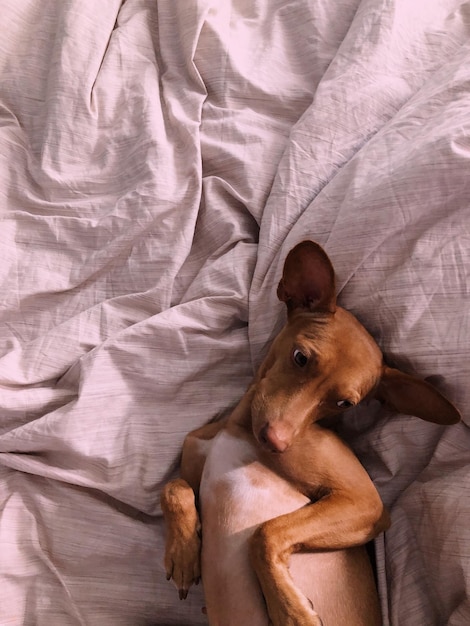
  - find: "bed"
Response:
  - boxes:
[1,1,469,624]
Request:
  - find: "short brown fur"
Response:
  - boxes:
[161,240,460,626]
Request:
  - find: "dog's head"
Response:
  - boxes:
[251,241,461,453]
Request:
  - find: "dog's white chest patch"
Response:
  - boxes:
[200,430,308,534]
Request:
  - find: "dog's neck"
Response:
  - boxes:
[226,384,257,434]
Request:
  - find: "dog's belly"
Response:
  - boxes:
[199,430,380,626]
[200,430,308,626]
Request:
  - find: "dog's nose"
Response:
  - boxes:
[258,423,289,453]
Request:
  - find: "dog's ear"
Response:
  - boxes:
[375,366,461,425]
[277,241,336,313]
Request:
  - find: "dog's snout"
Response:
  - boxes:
[258,423,289,453]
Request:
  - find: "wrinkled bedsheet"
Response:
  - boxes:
[1,1,469,624]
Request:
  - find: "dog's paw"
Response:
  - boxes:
[274,609,322,626]
[268,594,323,626]
[273,610,323,626]
[164,530,201,600]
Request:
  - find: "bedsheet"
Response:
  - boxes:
[1,1,469,624]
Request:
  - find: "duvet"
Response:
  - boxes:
[1,1,469,624]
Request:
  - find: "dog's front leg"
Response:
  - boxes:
[161,419,226,599]
[161,478,201,599]
[249,522,324,626]
[249,489,389,626]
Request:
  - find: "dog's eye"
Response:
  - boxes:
[336,399,354,409]
[293,349,308,368]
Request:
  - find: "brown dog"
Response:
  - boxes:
[161,241,460,626]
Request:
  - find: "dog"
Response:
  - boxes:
[161,241,460,626]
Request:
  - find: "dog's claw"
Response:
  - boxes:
[165,565,173,581]
[179,588,189,600]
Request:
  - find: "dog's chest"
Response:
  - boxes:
[200,430,309,535]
